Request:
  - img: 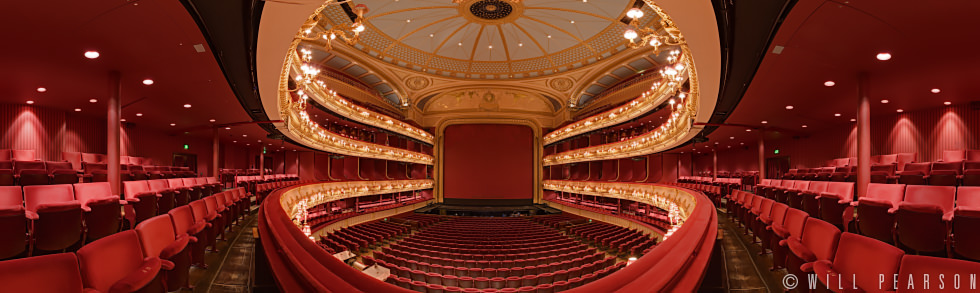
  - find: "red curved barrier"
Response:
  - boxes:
[258,182,716,292]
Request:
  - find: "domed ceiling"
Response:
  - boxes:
[317,0,662,79]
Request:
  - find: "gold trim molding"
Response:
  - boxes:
[281,179,435,220]
[543,179,691,222]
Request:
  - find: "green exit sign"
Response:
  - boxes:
[774,149,780,154]
[183,144,189,150]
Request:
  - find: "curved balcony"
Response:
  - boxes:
[258,180,434,292]
[542,179,717,292]
[285,53,434,145]
[284,109,434,164]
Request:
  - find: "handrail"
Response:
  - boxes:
[258,181,432,292]
[544,180,717,292]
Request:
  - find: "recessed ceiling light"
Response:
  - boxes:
[761,120,768,124]
[209,119,215,122]
[785,105,794,110]
[429,34,434,38]
[745,129,752,132]
[136,113,143,116]
[26,100,34,104]
[242,134,247,137]
[74,108,81,112]
[570,20,575,24]
[518,43,523,47]
[233,140,237,143]
[876,52,892,61]
[931,88,941,94]
[547,35,552,38]
[896,109,904,113]
[850,118,856,122]
[225,127,231,130]
[120,118,126,122]
[458,42,462,46]
[488,45,492,49]
[729,136,734,139]
[824,81,835,87]
[37,87,46,92]
[880,99,889,104]
[170,123,176,126]
[834,113,841,117]
[183,104,192,108]
[84,51,100,59]
[246,144,250,146]
[740,142,744,145]
[802,125,808,128]
[406,19,411,23]
[944,101,952,105]
[142,79,154,85]
[89,99,98,103]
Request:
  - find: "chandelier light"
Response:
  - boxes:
[298,3,369,51]
[621,7,683,51]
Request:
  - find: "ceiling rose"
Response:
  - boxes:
[317,0,655,79]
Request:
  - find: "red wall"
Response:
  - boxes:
[690,104,979,175]
[443,124,533,200]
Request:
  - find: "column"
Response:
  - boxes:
[212,127,220,178]
[856,73,871,199]
[758,132,765,181]
[259,151,265,176]
[712,149,718,181]
[107,71,122,195]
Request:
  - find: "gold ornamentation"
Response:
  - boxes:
[548,78,573,92]
[405,76,431,91]
[543,180,694,223]
[280,179,434,224]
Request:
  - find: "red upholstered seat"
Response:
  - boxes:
[122,180,159,226]
[896,255,980,292]
[811,233,904,292]
[941,150,967,162]
[0,253,86,293]
[11,150,35,161]
[816,182,854,230]
[23,184,83,254]
[962,161,980,186]
[0,186,28,259]
[168,205,208,268]
[951,207,980,261]
[47,161,79,184]
[929,161,962,186]
[898,162,931,185]
[136,214,193,291]
[855,183,906,244]
[869,163,897,184]
[760,202,789,254]
[77,230,166,293]
[72,182,122,243]
[770,208,808,270]
[192,199,222,249]
[0,161,14,186]
[895,185,956,255]
[157,179,186,207]
[781,218,841,278]
[16,160,49,185]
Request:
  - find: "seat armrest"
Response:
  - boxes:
[189,220,207,235]
[25,210,38,220]
[786,238,817,262]
[160,234,192,259]
[771,224,790,239]
[812,260,857,292]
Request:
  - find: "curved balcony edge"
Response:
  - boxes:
[258,181,430,292]
[544,180,717,292]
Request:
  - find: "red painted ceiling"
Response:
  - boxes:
[0,0,306,152]
[672,0,980,153]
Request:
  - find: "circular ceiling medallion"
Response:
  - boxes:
[405,76,431,91]
[549,78,574,92]
[470,0,513,20]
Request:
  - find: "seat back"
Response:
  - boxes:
[72,182,115,206]
[23,184,75,213]
[829,233,904,291]
[0,186,22,206]
[167,178,186,188]
[903,185,956,214]
[147,179,171,192]
[0,150,9,161]
[902,162,931,174]
[824,182,854,201]
[45,161,73,172]
[865,183,906,204]
[135,215,177,259]
[168,205,197,236]
[931,161,962,174]
[801,218,841,262]
[897,255,980,292]
[878,154,898,165]
[0,253,85,293]
[957,186,980,209]
[967,150,980,162]
[942,150,966,162]
[14,160,45,173]
[11,150,35,161]
[76,230,152,293]
[189,200,210,222]
[805,181,829,194]
[122,180,151,201]
[792,180,810,191]
[782,208,809,240]
[770,203,790,226]
[895,153,917,171]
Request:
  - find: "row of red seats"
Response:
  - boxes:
[384,262,625,293]
[373,250,606,278]
[381,246,599,271]
[527,213,586,229]
[566,221,655,256]
[379,255,618,289]
[410,234,568,247]
[387,242,588,262]
[547,196,673,231]
[318,220,409,253]
[0,186,255,292]
[397,238,580,256]
[0,160,75,186]
[726,189,980,291]
[0,149,36,161]
[306,195,429,229]
[405,236,573,251]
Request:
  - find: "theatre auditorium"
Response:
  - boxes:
[0,0,978,292]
